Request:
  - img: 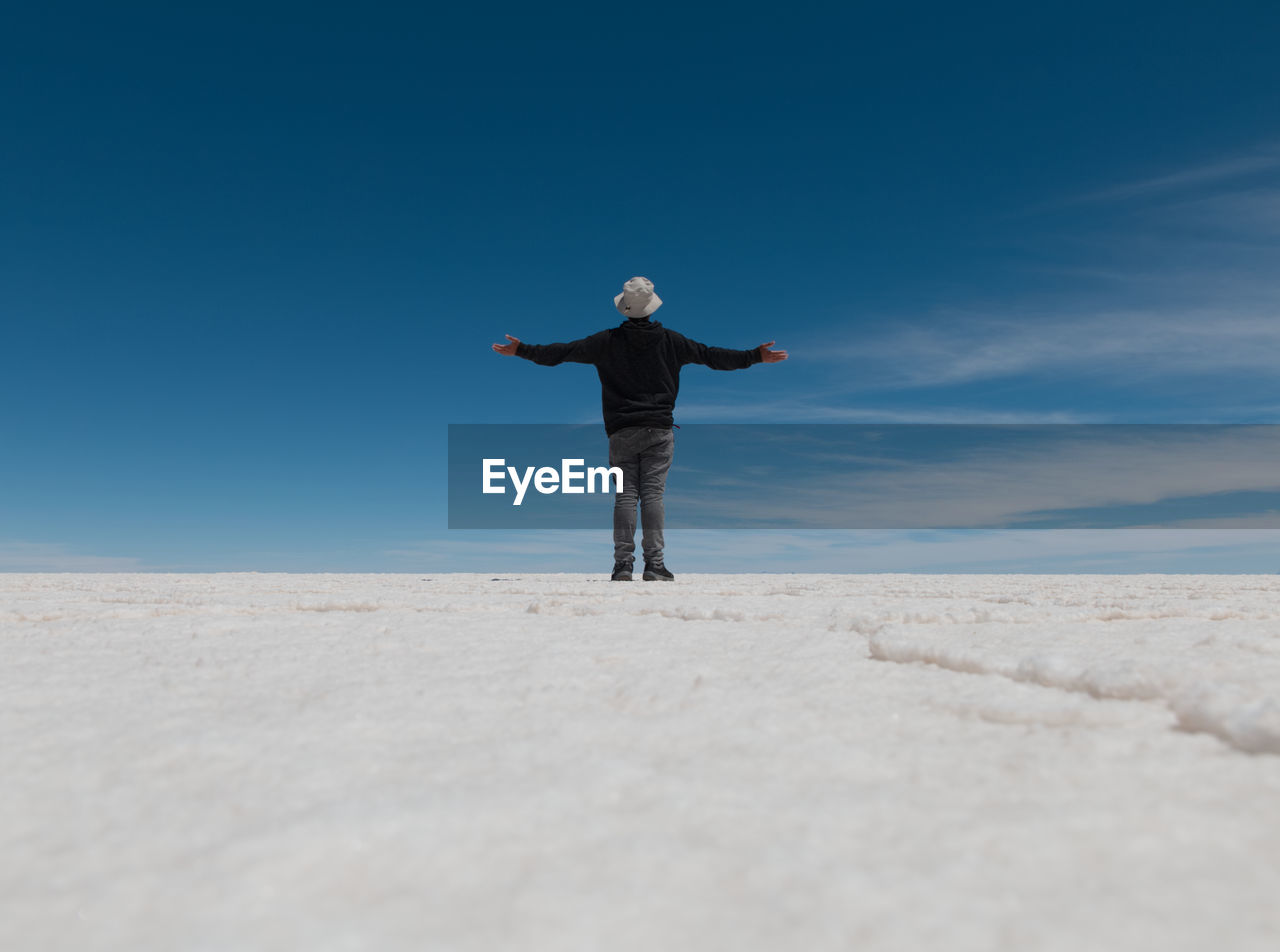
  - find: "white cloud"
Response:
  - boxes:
[673,400,1091,424]
[666,527,1280,572]
[1153,187,1280,239]
[1048,144,1280,206]
[671,425,1280,530]
[0,540,147,572]
[383,528,1280,573]
[825,307,1280,391]
[789,144,1280,395]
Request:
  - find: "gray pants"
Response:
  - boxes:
[608,425,674,564]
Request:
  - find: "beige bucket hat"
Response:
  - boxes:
[614,275,663,318]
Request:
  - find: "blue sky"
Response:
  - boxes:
[3,0,1280,572]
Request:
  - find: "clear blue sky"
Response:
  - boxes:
[4,0,1280,572]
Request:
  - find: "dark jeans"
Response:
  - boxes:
[608,425,674,564]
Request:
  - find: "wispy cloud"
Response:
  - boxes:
[813,144,1272,395]
[825,307,1280,391]
[1039,143,1280,208]
[667,527,1280,573]
[668,425,1280,530]
[383,527,1280,573]
[383,535,604,569]
[796,153,1280,395]
[0,540,147,572]
[1152,187,1280,240]
[674,400,1092,424]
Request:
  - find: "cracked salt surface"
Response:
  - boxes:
[3,573,1280,951]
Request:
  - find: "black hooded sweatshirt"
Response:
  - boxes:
[516,318,762,436]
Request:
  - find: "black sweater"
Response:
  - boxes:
[516,318,762,435]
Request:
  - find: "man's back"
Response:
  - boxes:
[516,317,761,434]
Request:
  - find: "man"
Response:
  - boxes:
[492,276,787,581]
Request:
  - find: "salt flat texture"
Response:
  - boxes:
[3,573,1280,952]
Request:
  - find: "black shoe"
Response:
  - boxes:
[643,561,675,581]
[611,561,633,581]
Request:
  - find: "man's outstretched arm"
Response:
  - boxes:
[673,332,789,369]
[491,332,605,365]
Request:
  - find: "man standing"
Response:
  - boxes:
[492,276,787,581]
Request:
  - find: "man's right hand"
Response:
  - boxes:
[759,341,788,363]
[492,334,520,356]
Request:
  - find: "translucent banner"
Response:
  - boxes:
[448,424,1280,529]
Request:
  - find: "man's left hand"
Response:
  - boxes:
[759,341,788,363]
